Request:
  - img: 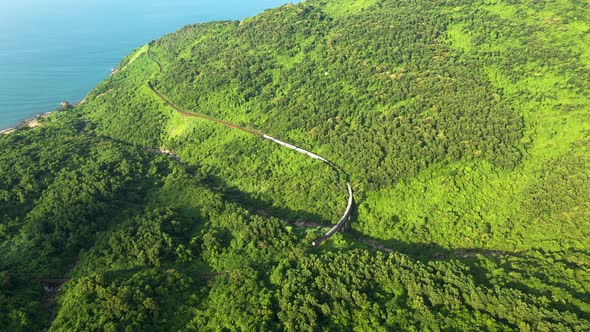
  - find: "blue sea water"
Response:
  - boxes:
[0,0,297,130]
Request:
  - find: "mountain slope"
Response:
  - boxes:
[0,0,589,330]
[82,0,589,251]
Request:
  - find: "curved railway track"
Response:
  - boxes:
[145,44,353,246]
[312,183,354,246]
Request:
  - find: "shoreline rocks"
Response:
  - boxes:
[0,128,16,135]
[0,99,82,136]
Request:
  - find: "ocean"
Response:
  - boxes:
[0,0,297,130]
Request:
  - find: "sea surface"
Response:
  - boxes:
[0,0,297,130]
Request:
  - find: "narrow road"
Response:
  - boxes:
[145,44,353,246]
[147,41,163,73]
[148,82,263,136]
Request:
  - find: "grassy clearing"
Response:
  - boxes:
[446,23,473,52]
[318,0,380,18]
[355,0,589,254]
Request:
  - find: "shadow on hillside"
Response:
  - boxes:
[202,174,330,226]
[140,143,590,319]
[202,172,523,262]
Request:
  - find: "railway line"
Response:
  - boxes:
[145,44,353,246]
[312,183,354,246]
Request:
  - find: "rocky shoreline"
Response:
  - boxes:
[0,111,53,136]
[0,102,77,136]
[0,127,16,135]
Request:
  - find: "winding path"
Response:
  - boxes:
[148,82,263,136]
[145,44,353,246]
[147,42,163,73]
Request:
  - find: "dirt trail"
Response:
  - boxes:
[147,82,263,137]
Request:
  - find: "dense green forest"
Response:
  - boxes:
[1,0,589,330]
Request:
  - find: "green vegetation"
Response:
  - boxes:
[1,0,589,330]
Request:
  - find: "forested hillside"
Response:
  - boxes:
[1,0,589,330]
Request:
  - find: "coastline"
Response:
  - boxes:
[0,97,85,136]
[0,110,57,136]
[0,127,16,135]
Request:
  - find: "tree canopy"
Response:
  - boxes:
[1,0,589,330]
